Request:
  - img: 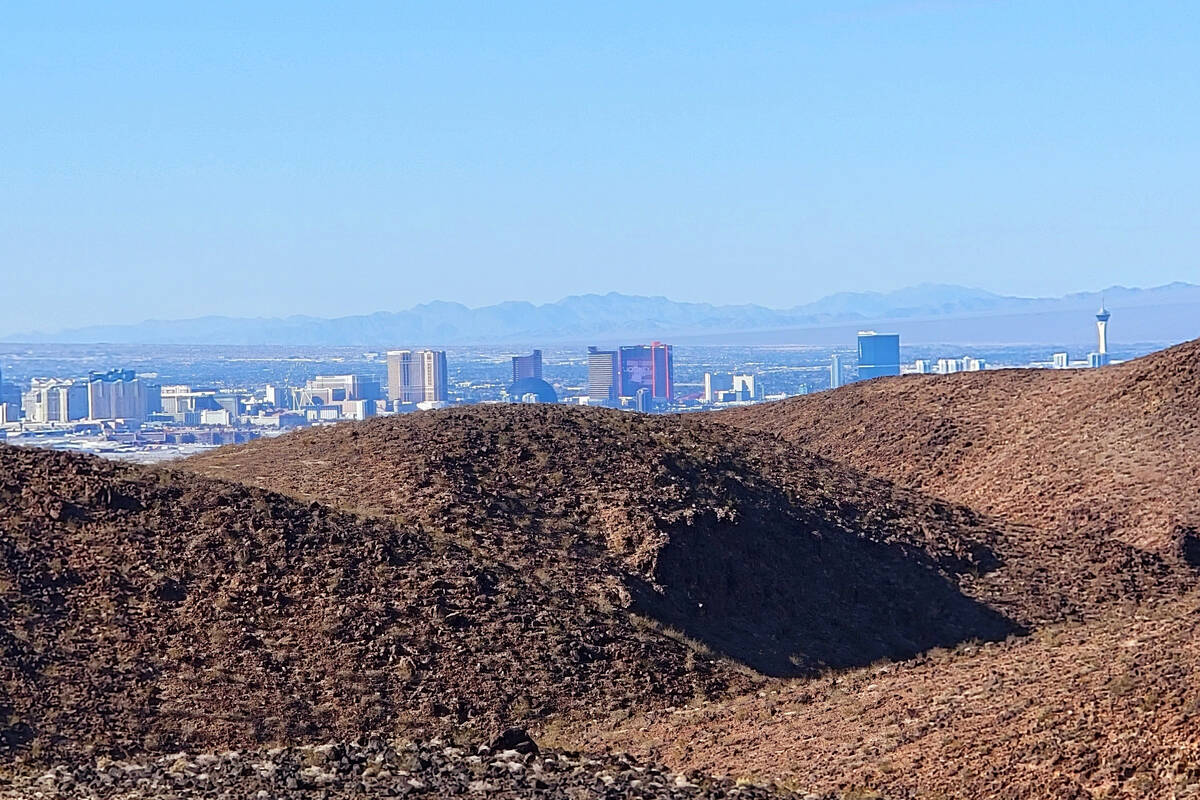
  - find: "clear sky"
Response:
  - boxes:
[2,1,1197,332]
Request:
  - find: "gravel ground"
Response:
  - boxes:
[1,732,821,799]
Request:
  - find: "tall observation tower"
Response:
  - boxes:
[1088,302,1112,368]
[1095,302,1111,356]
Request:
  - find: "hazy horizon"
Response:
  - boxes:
[5,2,1199,331]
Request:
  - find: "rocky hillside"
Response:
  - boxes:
[188,404,1184,637]
[571,591,1200,800]
[0,445,741,764]
[721,337,1200,557]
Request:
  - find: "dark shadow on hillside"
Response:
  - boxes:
[628,505,1021,678]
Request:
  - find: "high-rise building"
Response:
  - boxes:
[265,385,295,410]
[618,342,673,400]
[732,374,760,401]
[23,379,88,423]
[856,331,901,381]
[586,347,619,403]
[913,359,932,374]
[634,387,652,413]
[387,350,448,404]
[703,372,732,403]
[301,375,381,405]
[938,358,961,374]
[0,368,23,421]
[87,369,152,421]
[511,350,543,383]
[962,357,986,372]
[1052,352,1070,369]
[830,354,843,389]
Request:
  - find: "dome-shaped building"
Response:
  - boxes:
[506,377,558,404]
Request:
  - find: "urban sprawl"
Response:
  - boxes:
[0,305,1118,462]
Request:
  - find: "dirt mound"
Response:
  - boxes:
[721,338,1200,557]
[570,592,1200,799]
[2,734,815,799]
[188,404,1184,644]
[0,445,735,764]
[187,405,1041,675]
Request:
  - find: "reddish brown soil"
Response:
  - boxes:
[0,445,734,763]
[720,337,1200,556]
[188,404,1188,636]
[567,592,1200,799]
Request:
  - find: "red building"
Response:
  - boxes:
[618,342,673,401]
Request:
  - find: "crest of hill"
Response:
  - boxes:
[187,405,1045,675]
[188,405,1180,658]
[0,445,740,764]
[720,337,1200,559]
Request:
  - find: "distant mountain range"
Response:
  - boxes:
[9,282,1200,346]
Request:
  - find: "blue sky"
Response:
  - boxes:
[2,1,1198,331]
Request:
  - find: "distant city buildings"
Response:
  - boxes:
[913,359,932,374]
[299,374,381,405]
[387,349,448,405]
[1090,304,1112,367]
[1052,352,1070,369]
[937,358,961,375]
[87,370,155,422]
[508,377,558,404]
[265,384,295,410]
[298,374,380,420]
[586,347,619,403]
[703,372,732,403]
[511,350,543,383]
[618,342,674,401]
[856,331,901,381]
[830,354,843,389]
[732,374,761,401]
[23,378,88,423]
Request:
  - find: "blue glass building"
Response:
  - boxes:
[856,332,901,381]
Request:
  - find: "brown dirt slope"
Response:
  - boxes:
[721,337,1200,557]
[187,404,1183,638]
[0,444,738,764]
[570,591,1200,800]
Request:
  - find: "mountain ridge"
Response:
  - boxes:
[11,282,1200,345]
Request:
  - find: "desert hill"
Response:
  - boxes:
[187,404,1185,640]
[721,337,1200,558]
[3,404,1038,770]
[571,590,1200,799]
[0,444,743,765]
[187,405,1029,676]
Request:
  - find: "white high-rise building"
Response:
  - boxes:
[830,354,843,389]
[23,379,89,423]
[732,374,760,400]
[1052,352,1070,370]
[913,359,932,374]
[938,358,961,375]
[87,370,151,421]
